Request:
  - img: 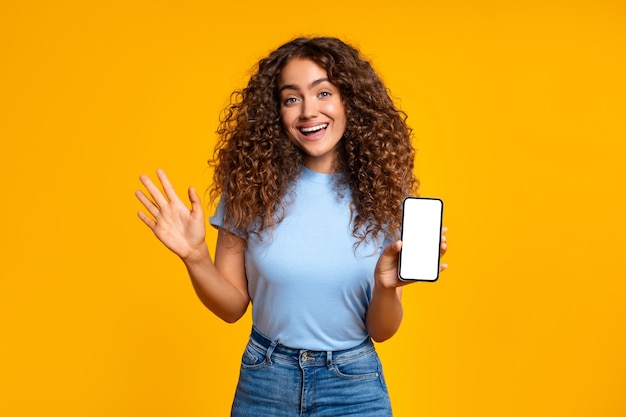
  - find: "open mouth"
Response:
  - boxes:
[299,123,328,135]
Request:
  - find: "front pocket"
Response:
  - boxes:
[240,344,268,370]
[330,351,381,380]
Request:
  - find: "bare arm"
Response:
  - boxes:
[185,228,249,323]
[135,169,249,323]
[366,229,448,342]
[181,228,249,323]
[365,241,405,343]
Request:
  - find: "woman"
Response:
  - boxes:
[136,36,447,417]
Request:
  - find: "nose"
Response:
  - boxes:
[300,98,318,119]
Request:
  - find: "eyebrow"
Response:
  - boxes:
[278,78,331,93]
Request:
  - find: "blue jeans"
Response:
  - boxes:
[231,327,393,417]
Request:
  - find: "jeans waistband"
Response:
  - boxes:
[249,326,375,367]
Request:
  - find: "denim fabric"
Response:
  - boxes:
[231,327,393,417]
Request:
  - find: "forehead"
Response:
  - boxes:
[278,58,329,87]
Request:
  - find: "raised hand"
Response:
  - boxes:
[135,169,208,260]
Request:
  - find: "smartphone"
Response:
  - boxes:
[398,197,444,282]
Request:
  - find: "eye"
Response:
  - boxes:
[318,91,331,98]
[283,97,299,105]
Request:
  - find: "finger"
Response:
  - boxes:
[439,263,448,272]
[188,186,200,208]
[156,169,183,204]
[139,173,169,208]
[375,241,401,270]
[135,189,161,219]
[137,210,156,230]
[375,241,402,279]
[188,186,204,217]
[440,241,447,255]
[382,240,402,257]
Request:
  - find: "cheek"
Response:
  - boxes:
[279,110,298,142]
[331,104,347,131]
[328,101,346,122]
[280,108,297,129]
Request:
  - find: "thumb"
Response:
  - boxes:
[382,240,402,258]
[375,240,402,277]
[377,240,402,267]
[188,186,203,214]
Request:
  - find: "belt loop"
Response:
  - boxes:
[265,340,277,365]
[326,350,333,369]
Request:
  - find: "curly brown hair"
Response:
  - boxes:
[209,37,418,244]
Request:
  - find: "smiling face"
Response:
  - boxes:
[278,58,347,173]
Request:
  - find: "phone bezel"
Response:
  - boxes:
[398,197,444,282]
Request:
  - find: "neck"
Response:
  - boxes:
[303,156,340,174]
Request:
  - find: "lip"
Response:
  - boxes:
[297,123,330,142]
[296,122,329,141]
[298,122,329,131]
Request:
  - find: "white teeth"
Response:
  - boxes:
[300,123,328,133]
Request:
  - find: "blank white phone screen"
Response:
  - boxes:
[398,197,443,281]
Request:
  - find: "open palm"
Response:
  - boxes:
[135,169,207,260]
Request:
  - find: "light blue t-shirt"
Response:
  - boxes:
[210,167,387,351]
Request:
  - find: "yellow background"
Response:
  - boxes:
[2,1,625,416]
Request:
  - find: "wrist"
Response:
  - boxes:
[180,241,210,265]
[372,280,399,297]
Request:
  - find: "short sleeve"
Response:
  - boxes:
[209,196,245,238]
